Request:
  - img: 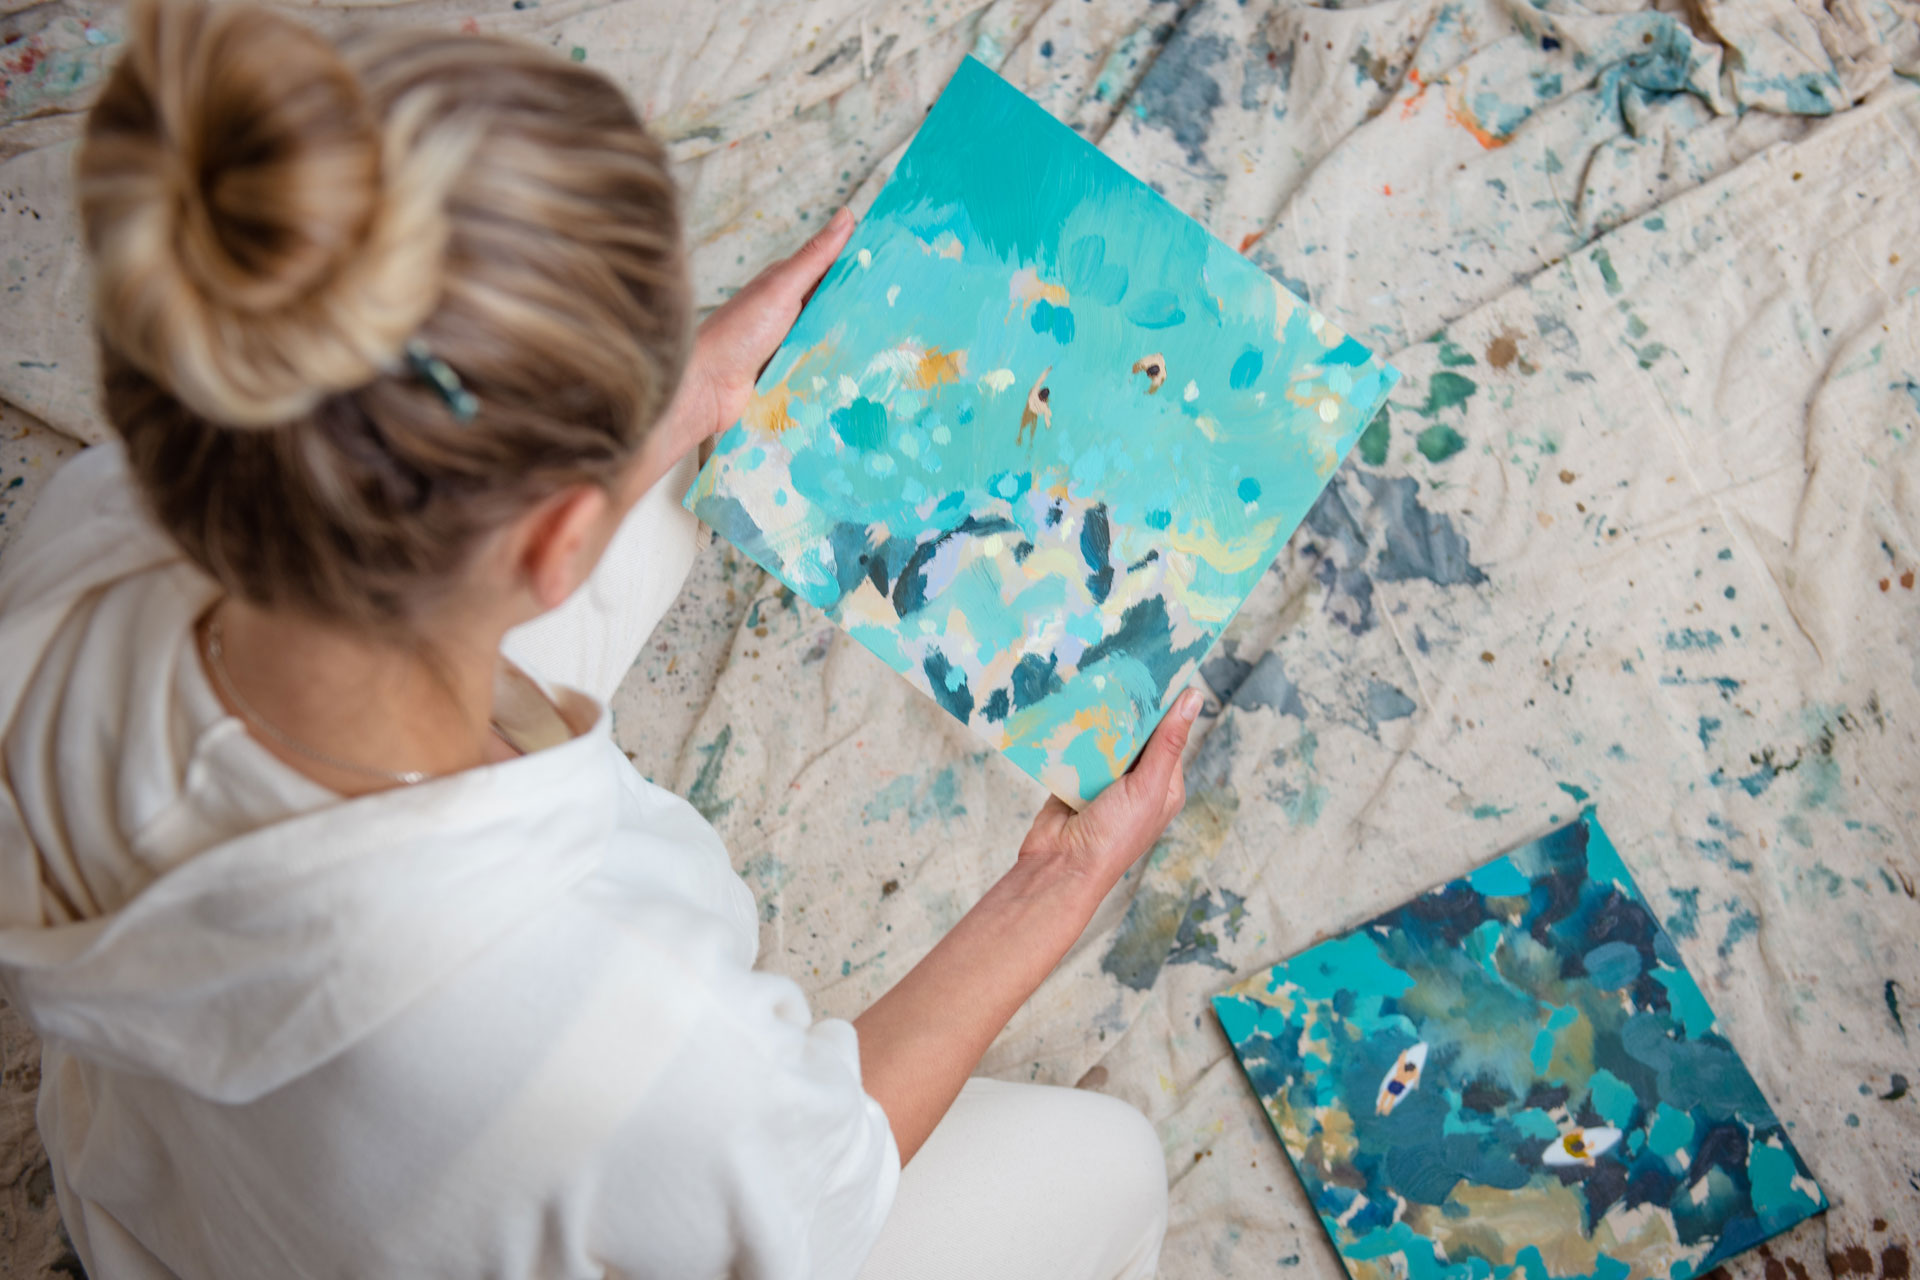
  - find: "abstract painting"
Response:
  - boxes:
[1214,814,1825,1280]
[686,57,1398,806]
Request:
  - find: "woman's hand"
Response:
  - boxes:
[1016,686,1204,898]
[853,685,1203,1163]
[663,207,858,456]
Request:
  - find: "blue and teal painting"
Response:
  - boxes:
[685,57,1398,806]
[1214,814,1826,1280]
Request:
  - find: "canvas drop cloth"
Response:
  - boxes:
[1,1,1917,1276]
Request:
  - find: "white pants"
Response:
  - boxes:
[858,1079,1169,1280]
[524,462,1169,1278]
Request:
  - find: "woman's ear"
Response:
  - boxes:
[517,483,612,612]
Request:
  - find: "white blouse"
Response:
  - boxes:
[0,445,898,1279]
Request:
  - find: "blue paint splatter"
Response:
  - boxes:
[1717,901,1759,958]
[1366,680,1417,725]
[1664,628,1723,651]
[1665,887,1701,939]
[1131,32,1228,166]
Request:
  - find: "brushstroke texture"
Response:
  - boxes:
[1214,813,1825,1280]
[687,57,1397,805]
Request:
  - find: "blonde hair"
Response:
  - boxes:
[79,0,690,625]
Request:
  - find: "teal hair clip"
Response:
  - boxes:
[404,339,479,423]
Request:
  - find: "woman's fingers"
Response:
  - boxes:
[769,206,856,310]
[1125,687,1201,814]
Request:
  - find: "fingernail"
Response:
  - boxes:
[1178,688,1202,722]
[831,205,853,230]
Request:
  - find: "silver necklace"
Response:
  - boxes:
[203,613,431,786]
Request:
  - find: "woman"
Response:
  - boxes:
[0,3,1200,1276]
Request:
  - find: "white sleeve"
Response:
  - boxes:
[501,450,702,702]
[591,969,901,1280]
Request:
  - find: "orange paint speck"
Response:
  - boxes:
[1383,184,1394,196]
[1880,578,1892,592]
[1399,68,1431,120]
[913,346,967,390]
[1443,80,1511,150]
[1239,229,1264,254]
[1903,570,1915,590]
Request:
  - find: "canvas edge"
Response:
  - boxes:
[677,55,1408,809]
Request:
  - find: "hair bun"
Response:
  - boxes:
[80,0,454,427]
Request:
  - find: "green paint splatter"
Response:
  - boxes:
[738,851,788,921]
[1594,247,1622,295]
[1418,371,1477,416]
[861,766,969,831]
[687,724,734,822]
[1803,863,1845,897]
[1168,888,1248,972]
[1358,405,1390,466]
[1797,753,1842,812]
[1556,781,1589,804]
[1102,883,1192,991]
[569,45,587,61]
[1417,424,1466,462]
[1434,337,1477,367]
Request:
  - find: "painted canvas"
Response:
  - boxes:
[1213,814,1826,1280]
[685,57,1398,806]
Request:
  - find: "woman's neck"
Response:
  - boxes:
[203,597,517,796]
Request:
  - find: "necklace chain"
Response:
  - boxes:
[204,614,432,786]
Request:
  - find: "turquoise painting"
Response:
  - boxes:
[1214,814,1826,1280]
[686,57,1398,806]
